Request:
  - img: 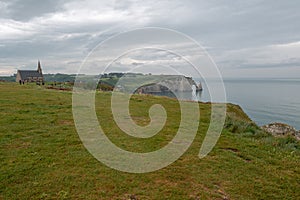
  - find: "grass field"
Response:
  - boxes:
[0,83,299,199]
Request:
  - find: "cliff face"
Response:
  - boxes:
[135,75,202,93]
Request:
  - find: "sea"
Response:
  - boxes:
[159,78,300,130]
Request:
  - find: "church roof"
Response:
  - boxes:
[18,70,43,80]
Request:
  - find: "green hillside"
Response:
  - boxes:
[0,83,299,199]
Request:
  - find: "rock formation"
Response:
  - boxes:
[135,75,202,93]
[261,123,300,140]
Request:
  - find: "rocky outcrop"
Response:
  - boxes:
[261,123,300,140]
[136,75,202,94]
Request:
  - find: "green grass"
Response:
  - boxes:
[0,82,299,199]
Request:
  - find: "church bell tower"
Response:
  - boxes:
[37,60,42,74]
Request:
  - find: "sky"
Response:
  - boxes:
[0,0,300,78]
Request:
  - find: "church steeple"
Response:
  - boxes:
[37,60,42,74]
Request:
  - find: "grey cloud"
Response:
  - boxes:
[0,0,300,77]
[4,0,66,21]
[237,58,300,69]
[154,0,300,49]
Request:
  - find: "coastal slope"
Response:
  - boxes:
[0,83,299,199]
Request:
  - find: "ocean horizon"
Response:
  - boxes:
[156,77,299,130]
[195,78,300,130]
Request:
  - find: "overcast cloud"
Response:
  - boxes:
[0,0,300,78]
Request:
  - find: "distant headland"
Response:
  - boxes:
[0,62,202,94]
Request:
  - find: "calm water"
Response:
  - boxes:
[158,78,300,129]
[199,79,300,130]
